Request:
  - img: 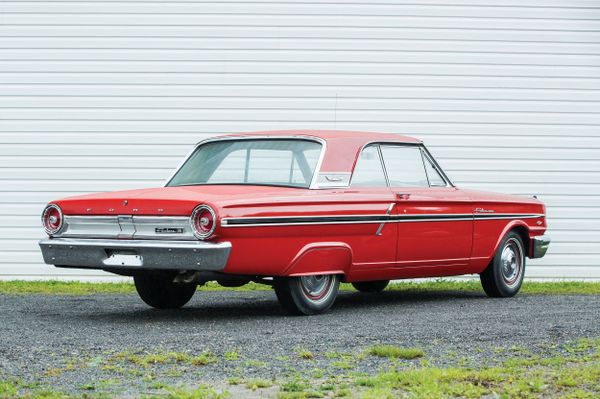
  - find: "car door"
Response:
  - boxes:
[346,144,397,270]
[379,144,473,268]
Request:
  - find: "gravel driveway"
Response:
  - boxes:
[1,289,598,396]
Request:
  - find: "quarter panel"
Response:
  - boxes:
[218,189,397,276]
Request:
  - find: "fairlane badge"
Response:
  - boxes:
[155,227,184,234]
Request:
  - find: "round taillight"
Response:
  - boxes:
[42,204,63,236]
[190,205,217,240]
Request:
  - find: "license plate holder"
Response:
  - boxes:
[103,252,143,267]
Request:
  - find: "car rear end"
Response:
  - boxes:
[39,201,231,274]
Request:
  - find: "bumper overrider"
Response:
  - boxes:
[531,235,551,259]
[39,238,231,271]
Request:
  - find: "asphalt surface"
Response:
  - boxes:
[1,289,599,396]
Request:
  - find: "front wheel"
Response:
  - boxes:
[134,273,197,309]
[273,274,340,315]
[480,231,526,298]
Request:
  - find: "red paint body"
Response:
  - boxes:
[51,131,548,281]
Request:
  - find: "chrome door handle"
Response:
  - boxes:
[396,193,411,200]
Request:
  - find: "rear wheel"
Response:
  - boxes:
[352,280,389,293]
[273,274,340,315]
[480,231,526,298]
[134,273,197,309]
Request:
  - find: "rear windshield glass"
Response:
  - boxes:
[167,139,322,189]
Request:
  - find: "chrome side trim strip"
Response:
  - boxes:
[221,213,544,228]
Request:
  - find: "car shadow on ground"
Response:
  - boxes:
[66,289,488,323]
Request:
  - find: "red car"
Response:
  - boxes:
[39,131,550,315]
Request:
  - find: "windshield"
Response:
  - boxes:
[167,139,322,188]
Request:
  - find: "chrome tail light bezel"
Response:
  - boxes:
[190,204,217,240]
[42,204,64,236]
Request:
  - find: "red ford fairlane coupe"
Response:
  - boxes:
[39,131,550,315]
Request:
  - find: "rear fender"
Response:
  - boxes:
[282,242,353,277]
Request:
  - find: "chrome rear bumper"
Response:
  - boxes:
[531,235,550,259]
[39,238,231,271]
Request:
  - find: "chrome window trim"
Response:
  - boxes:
[379,144,431,189]
[377,144,391,187]
[420,148,433,187]
[348,140,453,189]
[163,135,327,190]
[348,143,389,188]
[421,146,454,187]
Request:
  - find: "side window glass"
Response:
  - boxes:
[423,153,447,187]
[380,146,428,187]
[351,145,387,187]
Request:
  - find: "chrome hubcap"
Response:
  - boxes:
[501,239,523,287]
[300,275,333,302]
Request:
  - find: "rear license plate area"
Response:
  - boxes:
[103,249,143,267]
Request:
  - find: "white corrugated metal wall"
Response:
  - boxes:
[0,0,599,279]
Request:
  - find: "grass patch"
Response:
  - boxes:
[0,280,272,295]
[2,279,599,296]
[0,280,136,295]
[223,350,241,362]
[295,348,315,360]
[108,350,217,368]
[0,379,19,399]
[190,352,217,366]
[244,378,274,390]
[358,355,600,399]
[277,338,600,399]
[366,345,425,360]
[381,279,600,295]
[3,338,599,398]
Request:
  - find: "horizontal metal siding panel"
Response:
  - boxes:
[3,50,600,67]
[3,2,599,18]
[4,110,600,125]
[3,87,600,104]
[2,26,598,43]
[2,38,600,55]
[5,14,600,30]
[0,0,598,279]
[2,98,600,115]
[4,1,599,6]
